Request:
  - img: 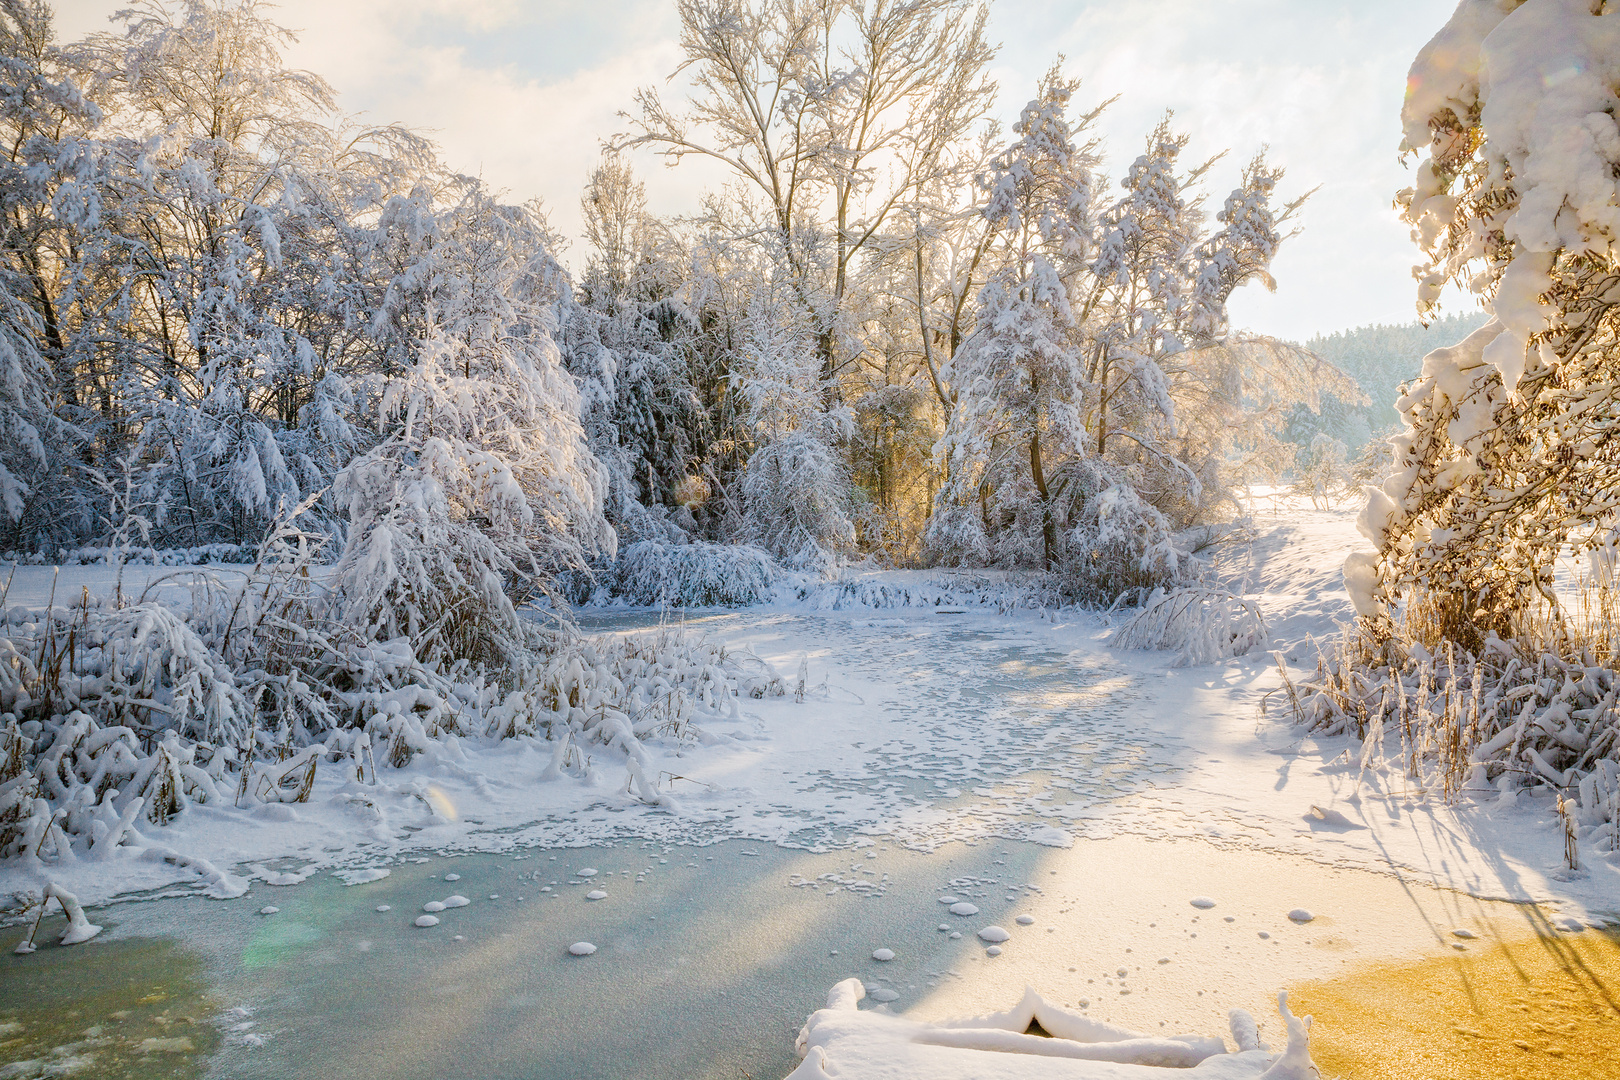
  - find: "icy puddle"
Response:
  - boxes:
[1290,926,1620,1078]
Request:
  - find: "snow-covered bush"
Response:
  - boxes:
[1059,485,1184,606]
[333,187,613,669]
[741,432,856,572]
[1111,587,1267,666]
[735,296,856,571]
[1292,433,1350,509]
[602,540,780,608]
[1352,0,1620,644]
[1309,0,1620,846]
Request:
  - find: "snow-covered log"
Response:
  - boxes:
[787,981,1316,1079]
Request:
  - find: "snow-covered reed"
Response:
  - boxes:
[788,571,1063,612]
[1296,606,1620,851]
[1109,587,1268,666]
[0,532,786,864]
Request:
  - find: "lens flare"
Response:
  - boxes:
[424,785,457,821]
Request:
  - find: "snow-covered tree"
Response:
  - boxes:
[333,186,611,668]
[622,0,997,390]
[1352,0,1620,643]
[0,0,94,539]
[734,282,855,569]
[928,74,1099,570]
[563,154,701,546]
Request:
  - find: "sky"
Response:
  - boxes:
[54,0,1470,342]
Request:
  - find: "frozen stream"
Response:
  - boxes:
[2,607,1167,1079]
[6,603,1617,1078]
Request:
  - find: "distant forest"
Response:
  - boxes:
[1289,311,1492,455]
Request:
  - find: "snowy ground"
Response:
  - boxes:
[2,499,1617,1076]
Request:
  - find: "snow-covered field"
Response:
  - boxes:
[2,499,1616,1078]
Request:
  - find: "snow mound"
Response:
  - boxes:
[872,948,896,961]
[948,902,979,916]
[1110,588,1267,666]
[977,925,1011,943]
[788,982,1317,1078]
[415,915,439,927]
[569,941,597,956]
[1190,896,1217,909]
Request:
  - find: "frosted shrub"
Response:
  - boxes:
[0,504,785,863]
[1349,0,1620,644]
[607,540,780,607]
[1292,433,1350,509]
[1111,588,1267,666]
[1060,485,1184,606]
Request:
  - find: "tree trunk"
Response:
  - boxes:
[1030,428,1055,570]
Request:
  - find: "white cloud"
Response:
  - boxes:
[53,0,1469,338]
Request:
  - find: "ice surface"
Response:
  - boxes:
[337,868,391,886]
